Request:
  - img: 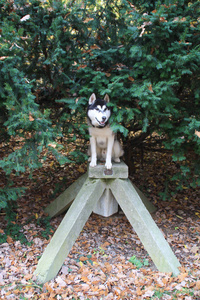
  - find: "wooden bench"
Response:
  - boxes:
[34,161,180,283]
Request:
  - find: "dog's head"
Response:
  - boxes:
[87,93,111,128]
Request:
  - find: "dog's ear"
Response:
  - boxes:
[104,94,110,103]
[89,93,96,105]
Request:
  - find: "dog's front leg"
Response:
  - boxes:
[105,135,114,169]
[89,136,97,167]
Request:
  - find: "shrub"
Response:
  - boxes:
[0,0,199,212]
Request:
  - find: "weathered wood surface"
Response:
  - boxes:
[35,161,180,284]
[34,178,105,283]
[45,173,87,218]
[93,187,118,217]
[110,179,181,276]
[88,161,128,179]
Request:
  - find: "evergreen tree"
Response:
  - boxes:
[0,0,199,211]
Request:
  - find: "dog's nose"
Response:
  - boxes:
[102,116,106,121]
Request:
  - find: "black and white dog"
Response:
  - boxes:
[87,93,123,169]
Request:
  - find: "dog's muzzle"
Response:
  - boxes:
[95,117,107,127]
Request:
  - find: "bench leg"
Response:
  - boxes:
[45,173,88,218]
[34,178,106,283]
[110,178,180,276]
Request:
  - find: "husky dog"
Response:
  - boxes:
[87,93,124,169]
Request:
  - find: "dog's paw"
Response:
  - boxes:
[114,158,120,163]
[90,160,97,167]
[105,161,112,170]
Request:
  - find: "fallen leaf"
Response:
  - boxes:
[29,113,34,122]
[48,143,57,148]
[24,274,33,280]
[160,17,167,22]
[105,73,111,77]
[55,276,66,287]
[194,280,200,290]
[178,272,188,282]
[77,167,85,173]
[83,18,94,23]
[79,256,88,261]
[128,76,135,82]
[148,84,153,93]
[77,64,87,69]
[90,44,100,50]
[81,275,90,283]
[195,130,200,138]
[104,262,112,272]
[100,241,110,249]
[7,236,13,244]
[136,287,143,296]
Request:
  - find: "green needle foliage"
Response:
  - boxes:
[0,0,200,211]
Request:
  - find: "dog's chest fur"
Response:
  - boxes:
[88,126,114,148]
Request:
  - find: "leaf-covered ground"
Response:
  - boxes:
[0,140,200,299]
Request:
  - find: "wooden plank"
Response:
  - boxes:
[131,183,157,213]
[34,178,106,283]
[110,179,180,275]
[88,161,128,179]
[45,173,87,217]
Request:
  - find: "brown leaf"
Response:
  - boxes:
[136,287,143,296]
[81,276,90,283]
[162,277,169,285]
[195,130,200,138]
[79,256,88,261]
[48,143,57,148]
[77,64,87,70]
[104,262,112,272]
[29,113,34,122]
[77,167,85,173]
[160,17,167,22]
[128,76,135,82]
[44,282,54,294]
[7,236,13,244]
[90,44,100,50]
[194,280,200,290]
[178,272,188,282]
[180,17,186,22]
[105,73,111,77]
[150,48,155,55]
[100,241,110,249]
[83,17,94,23]
[148,84,153,93]
[24,274,33,280]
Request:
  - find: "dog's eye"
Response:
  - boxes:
[96,108,100,112]
[103,108,107,112]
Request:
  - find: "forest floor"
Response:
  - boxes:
[0,140,200,299]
